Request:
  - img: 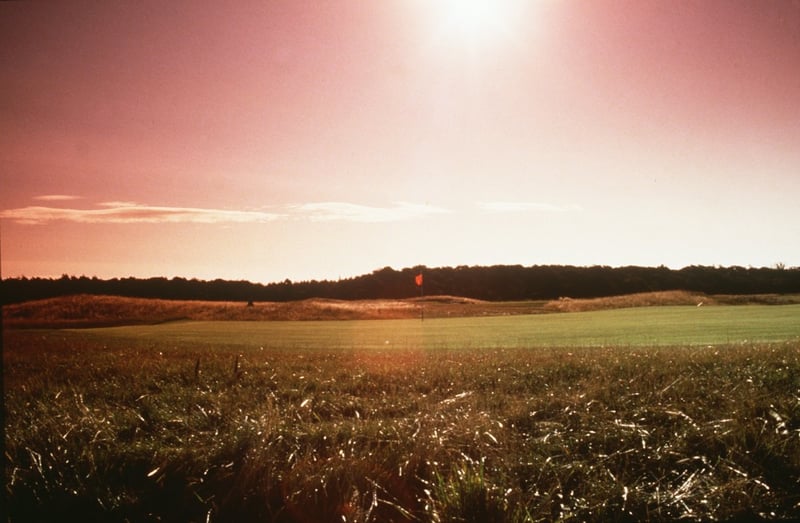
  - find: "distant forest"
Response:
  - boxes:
[2,265,800,305]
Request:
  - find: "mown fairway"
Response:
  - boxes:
[5,304,800,522]
[82,304,800,350]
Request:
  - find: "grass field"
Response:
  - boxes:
[83,304,800,349]
[4,303,800,521]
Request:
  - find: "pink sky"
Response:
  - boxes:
[2,1,799,283]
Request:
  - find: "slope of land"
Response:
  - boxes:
[544,290,800,312]
[4,291,800,328]
[1,294,544,328]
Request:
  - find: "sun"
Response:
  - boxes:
[428,0,523,51]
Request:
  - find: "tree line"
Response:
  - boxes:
[2,264,799,305]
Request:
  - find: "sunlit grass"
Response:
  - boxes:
[81,304,800,349]
[5,323,799,521]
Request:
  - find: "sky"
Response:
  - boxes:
[2,1,799,284]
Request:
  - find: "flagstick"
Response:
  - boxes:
[420,278,424,322]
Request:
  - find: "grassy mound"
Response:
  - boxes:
[4,291,800,328]
[3,294,542,327]
[542,290,713,312]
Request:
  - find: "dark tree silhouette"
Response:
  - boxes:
[2,265,799,305]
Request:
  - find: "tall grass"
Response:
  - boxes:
[5,328,799,521]
[3,294,546,328]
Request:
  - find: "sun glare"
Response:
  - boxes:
[428,0,523,51]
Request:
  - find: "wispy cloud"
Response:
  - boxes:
[1,202,285,226]
[287,201,451,223]
[477,201,583,213]
[33,194,83,201]
[1,200,450,225]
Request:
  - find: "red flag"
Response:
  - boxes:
[415,273,423,287]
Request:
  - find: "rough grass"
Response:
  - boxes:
[542,291,714,313]
[5,327,800,522]
[542,291,800,313]
[2,294,546,328]
[7,291,800,328]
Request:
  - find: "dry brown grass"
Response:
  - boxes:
[543,291,800,313]
[3,294,531,328]
[542,290,715,313]
[5,329,799,522]
[1,294,410,327]
[5,291,799,328]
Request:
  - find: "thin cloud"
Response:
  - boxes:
[1,200,450,226]
[478,201,583,213]
[33,194,83,201]
[1,202,285,225]
[288,201,451,223]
